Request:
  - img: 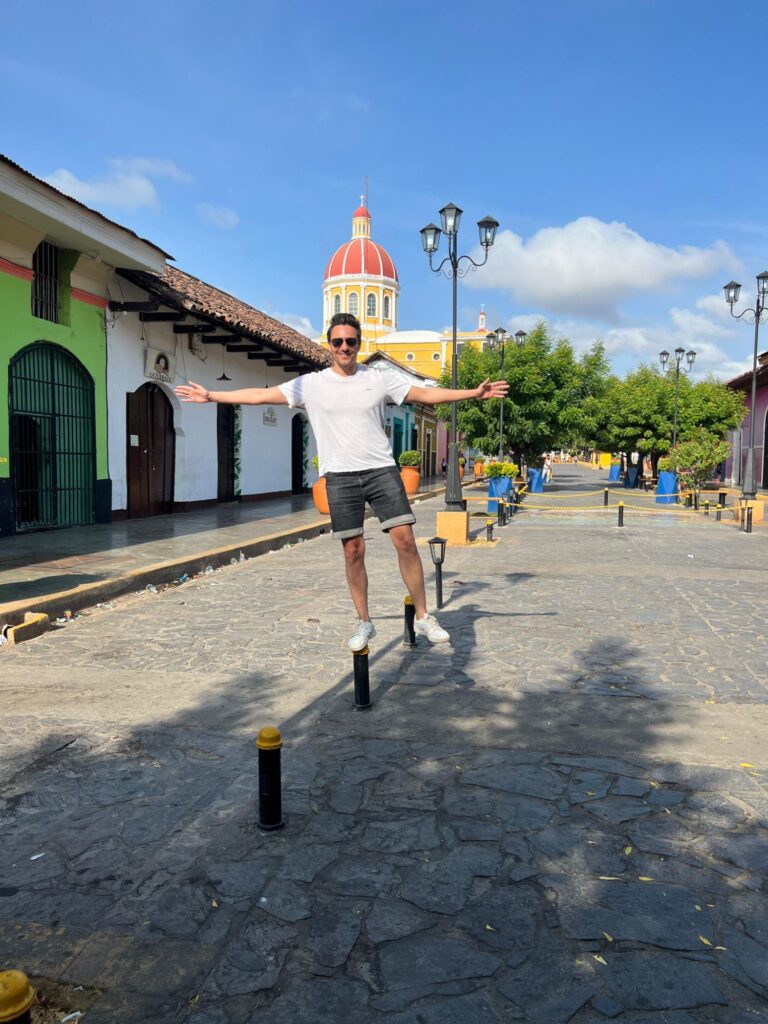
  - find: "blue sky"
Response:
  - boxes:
[2,0,766,378]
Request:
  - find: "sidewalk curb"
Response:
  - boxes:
[0,518,333,631]
[0,482,451,634]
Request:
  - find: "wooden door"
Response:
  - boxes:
[291,414,307,494]
[217,404,236,502]
[127,383,175,517]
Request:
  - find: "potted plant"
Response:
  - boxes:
[311,456,329,515]
[473,457,485,480]
[398,449,422,495]
[486,460,518,512]
[458,456,466,480]
[665,432,730,509]
[656,455,677,505]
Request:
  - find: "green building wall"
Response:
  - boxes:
[0,267,110,534]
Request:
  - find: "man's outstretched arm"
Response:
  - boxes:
[405,378,508,405]
[175,381,289,405]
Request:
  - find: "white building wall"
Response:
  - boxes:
[106,278,317,511]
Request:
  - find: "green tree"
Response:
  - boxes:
[667,429,731,496]
[437,323,611,465]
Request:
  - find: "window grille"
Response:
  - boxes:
[384,295,390,319]
[367,293,376,317]
[333,294,341,314]
[348,292,359,316]
[32,241,60,323]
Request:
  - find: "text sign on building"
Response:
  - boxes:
[144,347,176,384]
[263,407,278,427]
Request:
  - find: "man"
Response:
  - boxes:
[176,313,508,652]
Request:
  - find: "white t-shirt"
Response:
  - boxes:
[279,365,411,474]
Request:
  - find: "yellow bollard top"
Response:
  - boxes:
[486,518,494,525]
[0,971,35,1022]
[403,595,414,606]
[256,726,282,751]
[355,645,370,656]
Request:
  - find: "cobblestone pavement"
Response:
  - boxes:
[2,466,768,1023]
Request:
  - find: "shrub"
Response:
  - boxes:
[657,456,673,473]
[312,455,320,471]
[458,456,466,466]
[666,430,730,493]
[486,460,518,478]
[398,450,421,468]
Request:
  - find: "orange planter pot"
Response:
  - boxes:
[473,462,484,480]
[400,467,421,495]
[312,477,330,515]
[459,465,465,480]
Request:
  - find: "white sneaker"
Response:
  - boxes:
[414,613,450,643]
[348,620,376,652]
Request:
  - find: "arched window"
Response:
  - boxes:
[383,295,391,320]
[432,352,441,361]
[367,293,376,318]
[348,292,359,316]
[406,352,415,361]
[333,294,341,315]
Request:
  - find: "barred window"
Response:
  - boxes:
[384,295,391,319]
[348,292,359,316]
[367,293,376,317]
[333,294,341,314]
[32,241,60,323]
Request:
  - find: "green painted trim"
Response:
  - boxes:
[0,271,108,480]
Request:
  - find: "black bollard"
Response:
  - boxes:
[257,727,284,831]
[719,490,727,509]
[618,502,624,528]
[694,492,700,511]
[747,506,753,534]
[604,488,609,507]
[685,493,692,508]
[353,647,372,710]
[403,596,416,646]
[435,563,444,610]
[486,518,494,542]
[497,500,503,528]
[716,504,722,522]
[704,500,710,516]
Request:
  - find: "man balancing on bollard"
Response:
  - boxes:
[176,312,508,652]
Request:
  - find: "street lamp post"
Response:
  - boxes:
[514,329,527,472]
[421,205,499,510]
[724,272,768,500]
[488,327,509,459]
[659,346,696,448]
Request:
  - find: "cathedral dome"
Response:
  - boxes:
[324,238,398,281]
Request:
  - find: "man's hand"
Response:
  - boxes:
[175,381,210,403]
[476,378,509,400]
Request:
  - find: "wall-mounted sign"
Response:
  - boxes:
[144,347,176,384]
[263,406,278,427]
[130,434,140,447]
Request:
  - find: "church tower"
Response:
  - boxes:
[322,199,400,354]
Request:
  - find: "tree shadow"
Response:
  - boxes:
[1,588,766,1022]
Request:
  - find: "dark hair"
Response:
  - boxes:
[327,312,361,344]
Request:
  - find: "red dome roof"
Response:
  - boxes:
[324,238,398,282]
[353,205,371,220]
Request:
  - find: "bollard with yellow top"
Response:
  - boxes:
[353,646,372,711]
[256,726,284,831]
[618,501,624,528]
[403,595,416,647]
[486,518,494,542]
[0,971,35,1023]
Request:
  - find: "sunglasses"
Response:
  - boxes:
[330,336,360,349]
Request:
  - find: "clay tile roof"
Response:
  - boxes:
[119,265,330,368]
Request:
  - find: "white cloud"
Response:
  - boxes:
[499,296,752,381]
[45,157,192,211]
[466,217,738,320]
[271,312,318,338]
[198,203,240,230]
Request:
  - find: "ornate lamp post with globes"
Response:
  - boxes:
[658,346,696,449]
[723,272,768,500]
[420,205,499,510]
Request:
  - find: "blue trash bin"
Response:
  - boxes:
[527,468,544,493]
[487,476,511,513]
[656,471,678,504]
[608,464,621,482]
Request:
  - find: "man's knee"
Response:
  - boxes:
[342,536,366,562]
[390,526,418,556]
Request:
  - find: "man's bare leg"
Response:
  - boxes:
[342,536,370,620]
[388,524,428,618]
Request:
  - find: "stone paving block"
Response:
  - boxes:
[258,878,313,922]
[208,913,296,995]
[308,897,367,969]
[399,846,502,914]
[280,844,339,883]
[252,976,374,1023]
[456,883,540,952]
[548,874,715,950]
[717,928,768,996]
[601,951,727,1010]
[207,859,274,898]
[459,763,567,800]
[319,856,400,898]
[383,988,515,1023]
[376,934,502,1003]
[497,933,599,1024]
[584,796,653,825]
[360,815,441,854]
[365,898,434,944]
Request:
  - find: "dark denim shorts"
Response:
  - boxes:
[325,466,416,540]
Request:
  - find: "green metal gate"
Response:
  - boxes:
[9,343,95,531]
